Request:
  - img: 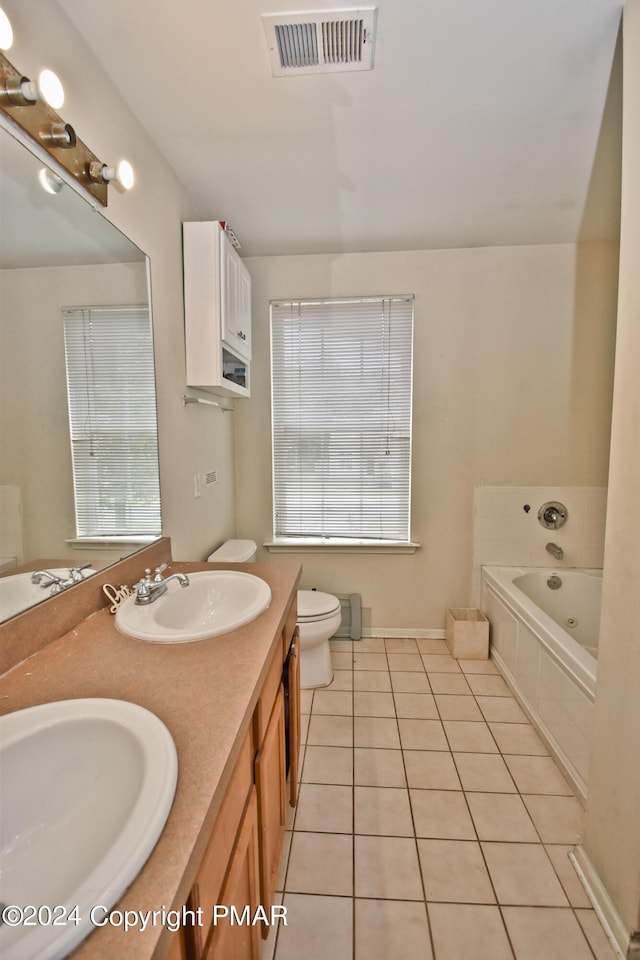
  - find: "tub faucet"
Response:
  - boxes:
[134,566,190,605]
[546,542,564,561]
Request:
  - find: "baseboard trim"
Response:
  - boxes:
[571,846,632,959]
[362,628,446,639]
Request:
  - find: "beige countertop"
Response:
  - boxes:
[0,559,302,960]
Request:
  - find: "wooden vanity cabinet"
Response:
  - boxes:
[166,929,188,960]
[186,729,259,960]
[182,596,300,959]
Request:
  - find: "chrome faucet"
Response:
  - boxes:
[31,570,65,590]
[546,542,564,561]
[31,562,94,595]
[134,565,190,605]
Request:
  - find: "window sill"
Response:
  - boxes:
[264,539,421,555]
[66,536,161,550]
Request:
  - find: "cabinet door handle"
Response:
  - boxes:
[238,330,247,340]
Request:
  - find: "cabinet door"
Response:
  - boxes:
[220,234,251,361]
[254,685,286,925]
[165,928,188,960]
[190,731,254,958]
[204,787,261,960]
[237,261,252,357]
[288,631,301,808]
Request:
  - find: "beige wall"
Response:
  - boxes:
[4,0,636,948]
[2,0,237,565]
[582,0,640,951]
[236,242,618,631]
[0,262,147,567]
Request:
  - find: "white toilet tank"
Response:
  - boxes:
[207,539,257,562]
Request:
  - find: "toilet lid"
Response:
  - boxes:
[297,590,341,620]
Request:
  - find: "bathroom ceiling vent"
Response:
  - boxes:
[262,8,377,77]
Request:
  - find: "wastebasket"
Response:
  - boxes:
[445,608,489,659]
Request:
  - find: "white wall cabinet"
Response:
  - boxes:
[183,221,252,397]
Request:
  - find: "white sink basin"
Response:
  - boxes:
[0,698,177,960]
[115,570,272,643]
[0,568,95,621]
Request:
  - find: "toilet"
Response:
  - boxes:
[207,540,341,689]
[296,589,342,689]
[207,539,258,563]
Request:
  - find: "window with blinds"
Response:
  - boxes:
[270,296,414,544]
[63,305,161,539]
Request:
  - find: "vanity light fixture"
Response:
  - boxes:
[36,68,65,109]
[40,121,77,148]
[0,68,65,108]
[0,7,13,51]
[38,166,64,194]
[88,158,135,190]
[0,41,133,206]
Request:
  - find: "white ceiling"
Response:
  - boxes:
[58,0,623,257]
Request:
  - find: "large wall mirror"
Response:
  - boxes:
[0,123,161,623]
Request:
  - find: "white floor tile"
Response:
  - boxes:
[269,635,613,960]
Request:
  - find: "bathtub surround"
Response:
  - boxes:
[481,567,599,804]
[471,485,608,606]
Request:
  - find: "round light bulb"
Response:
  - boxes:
[38,167,64,194]
[116,159,134,190]
[38,69,65,109]
[0,7,13,50]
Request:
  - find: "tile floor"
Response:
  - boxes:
[264,637,618,960]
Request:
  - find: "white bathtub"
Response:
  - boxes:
[480,566,601,803]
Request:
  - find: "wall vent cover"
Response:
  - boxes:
[262,8,377,76]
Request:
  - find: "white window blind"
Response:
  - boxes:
[271,296,414,543]
[63,305,161,538]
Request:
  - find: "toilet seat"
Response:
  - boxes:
[297,590,341,622]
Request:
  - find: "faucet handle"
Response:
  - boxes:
[134,577,152,600]
[538,501,568,530]
[153,564,168,582]
[68,562,93,582]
